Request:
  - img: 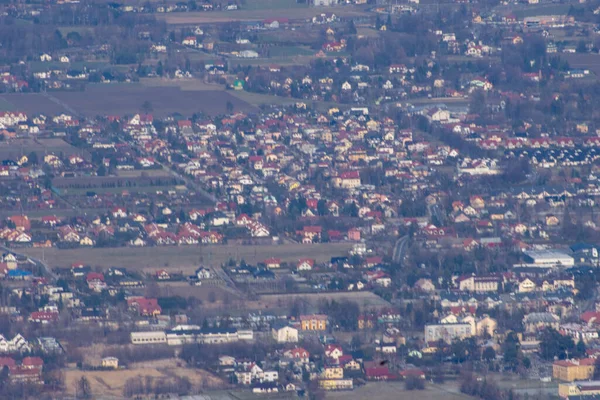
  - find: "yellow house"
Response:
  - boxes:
[299,314,328,331]
[553,359,595,382]
[319,379,353,390]
[322,366,344,379]
[101,357,119,369]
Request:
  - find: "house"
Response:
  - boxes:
[364,361,390,380]
[333,171,361,189]
[322,364,344,379]
[182,36,197,46]
[7,215,30,231]
[272,324,299,343]
[299,314,328,331]
[518,278,536,293]
[156,270,171,280]
[319,379,353,390]
[252,382,278,394]
[414,278,436,292]
[127,298,162,316]
[111,207,127,219]
[297,258,314,271]
[196,267,212,280]
[523,312,560,333]
[348,228,361,241]
[284,347,310,363]
[101,357,119,369]
[325,344,343,360]
[264,258,281,269]
[458,275,500,293]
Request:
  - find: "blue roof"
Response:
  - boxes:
[8,269,32,277]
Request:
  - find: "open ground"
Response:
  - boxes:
[251,291,391,310]
[0,138,83,160]
[64,358,224,398]
[0,83,255,117]
[157,6,369,24]
[19,243,354,273]
[326,382,476,400]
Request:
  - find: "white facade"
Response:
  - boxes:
[131,331,167,345]
[272,326,299,343]
[425,323,472,343]
[523,250,575,267]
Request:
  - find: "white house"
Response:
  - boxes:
[272,325,299,343]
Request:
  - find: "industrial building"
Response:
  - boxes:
[522,250,575,267]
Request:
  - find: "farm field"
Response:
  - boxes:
[0,138,83,159]
[230,90,341,110]
[326,382,476,400]
[156,281,244,304]
[0,83,256,117]
[64,358,224,398]
[0,93,67,115]
[157,6,368,24]
[229,54,317,67]
[19,243,354,272]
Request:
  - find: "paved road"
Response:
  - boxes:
[392,235,409,265]
[1,245,57,279]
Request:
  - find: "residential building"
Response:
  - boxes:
[553,359,596,382]
[425,323,473,343]
[299,314,328,331]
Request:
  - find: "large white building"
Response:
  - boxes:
[523,250,575,267]
[425,323,473,343]
[457,275,501,292]
[130,331,167,345]
[132,326,253,346]
[313,0,337,6]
